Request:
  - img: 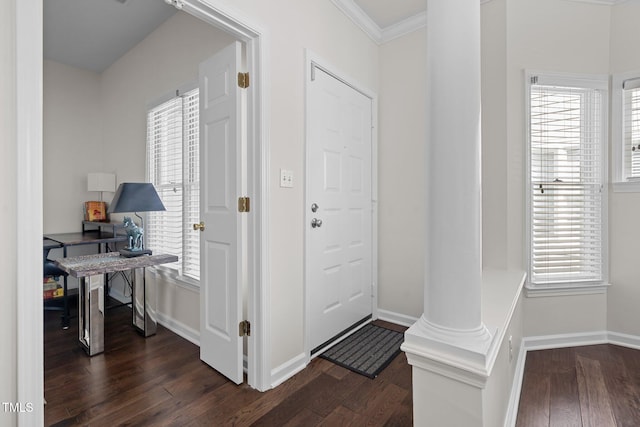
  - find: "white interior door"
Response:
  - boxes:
[199,41,244,384]
[307,66,373,352]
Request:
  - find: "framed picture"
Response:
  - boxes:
[84,201,107,222]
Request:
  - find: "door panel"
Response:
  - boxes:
[307,67,373,351]
[199,41,243,384]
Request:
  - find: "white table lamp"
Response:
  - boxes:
[87,173,116,201]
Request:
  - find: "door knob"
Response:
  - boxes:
[311,218,323,228]
[193,221,205,231]
[311,203,319,213]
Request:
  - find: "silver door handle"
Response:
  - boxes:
[311,203,319,213]
[311,218,323,228]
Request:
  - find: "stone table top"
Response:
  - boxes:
[55,252,178,278]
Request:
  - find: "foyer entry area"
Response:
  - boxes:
[44,304,412,425]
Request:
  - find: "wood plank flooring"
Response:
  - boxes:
[516,345,640,427]
[44,302,412,426]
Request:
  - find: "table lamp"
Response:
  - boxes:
[86,173,116,222]
[108,182,166,257]
[87,173,116,201]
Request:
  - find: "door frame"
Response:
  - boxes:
[180,0,270,392]
[303,50,379,360]
[18,2,271,422]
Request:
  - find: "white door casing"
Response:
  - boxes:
[199,41,245,384]
[306,64,374,352]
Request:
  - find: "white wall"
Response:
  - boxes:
[482,0,508,270]
[99,11,235,183]
[377,0,617,340]
[219,0,380,369]
[375,1,512,319]
[504,0,612,337]
[377,0,616,339]
[43,61,110,294]
[43,61,103,233]
[1,0,18,422]
[375,0,513,317]
[608,1,640,337]
[378,28,426,319]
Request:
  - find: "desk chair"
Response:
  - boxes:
[43,246,70,329]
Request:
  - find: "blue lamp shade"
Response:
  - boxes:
[108,183,166,213]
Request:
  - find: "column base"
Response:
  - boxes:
[401,315,496,388]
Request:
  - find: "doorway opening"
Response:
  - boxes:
[19,3,270,421]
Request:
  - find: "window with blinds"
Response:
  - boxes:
[146,88,200,281]
[527,75,606,286]
[623,79,640,179]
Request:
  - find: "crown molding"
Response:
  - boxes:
[380,11,426,44]
[333,0,624,45]
[330,0,382,44]
[333,0,496,45]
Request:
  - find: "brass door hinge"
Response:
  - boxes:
[239,320,251,337]
[238,72,250,89]
[238,196,250,213]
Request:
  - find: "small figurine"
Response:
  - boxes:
[123,216,144,251]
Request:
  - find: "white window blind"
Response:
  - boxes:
[623,79,640,179]
[528,79,604,285]
[146,88,200,281]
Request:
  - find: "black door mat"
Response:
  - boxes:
[319,323,404,378]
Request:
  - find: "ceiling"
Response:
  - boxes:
[333,0,427,43]
[354,0,426,29]
[44,0,177,73]
[43,0,425,73]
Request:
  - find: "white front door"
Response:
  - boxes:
[307,66,373,352]
[199,41,245,384]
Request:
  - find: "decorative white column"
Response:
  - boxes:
[402,0,495,425]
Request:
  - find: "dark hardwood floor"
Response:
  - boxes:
[516,344,640,426]
[44,301,412,426]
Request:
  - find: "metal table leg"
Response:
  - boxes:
[131,267,157,337]
[78,274,105,356]
[61,274,69,329]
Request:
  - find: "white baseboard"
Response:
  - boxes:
[108,283,200,347]
[156,312,200,346]
[523,331,608,351]
[377,309,418,327]
[270,352,307,389]
[607,331,640,350]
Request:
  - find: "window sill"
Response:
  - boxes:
[525,282,610,298]
[611,181,640,193]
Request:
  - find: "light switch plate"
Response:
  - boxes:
[280,169,293,188]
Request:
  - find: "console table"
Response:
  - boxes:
[44,230,128,328]
[56,252,178,356]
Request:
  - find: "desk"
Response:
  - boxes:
[82,220,124,236]
[43,238,63,251]
[56,252,178,356]
[44,231,127,256]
